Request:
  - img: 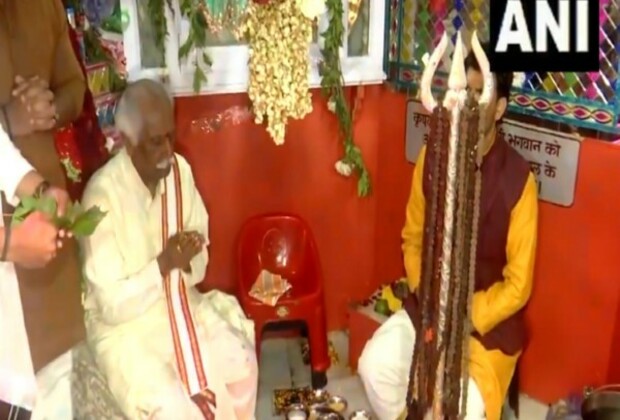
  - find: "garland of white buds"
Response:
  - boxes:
[239,0,320,145]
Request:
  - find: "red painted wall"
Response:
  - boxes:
[174,86,409,330]
[174,85,620,402]
[520,139,620,402]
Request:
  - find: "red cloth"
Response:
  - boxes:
[55,25,109,200]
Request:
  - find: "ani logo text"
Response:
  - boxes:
[489,0,599,72]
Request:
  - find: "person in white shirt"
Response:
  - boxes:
[0,124,71,418]
[80,79,258,420]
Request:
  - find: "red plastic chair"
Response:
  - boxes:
[237,213,330,388]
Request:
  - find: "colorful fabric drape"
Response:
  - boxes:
[429,0,446,14]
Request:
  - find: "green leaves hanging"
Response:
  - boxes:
[320,0,371,197]
[147,0,213,92]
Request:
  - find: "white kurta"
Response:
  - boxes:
[358,310,486,420]
[80,150,257,419]
[0,125,38,409]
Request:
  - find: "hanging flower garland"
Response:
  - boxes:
[320,0,370,196]
[237,0,323,144]
[143,0,370,197]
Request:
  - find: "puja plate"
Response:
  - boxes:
[274,387,331,415]
[326,395,348,413]
[349,409,372,419]
[311,388,329,403]
[285,403,309,420]
[309,406,344,420]
[582,385,620,420]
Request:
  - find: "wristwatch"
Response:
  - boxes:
[34,180,51,197]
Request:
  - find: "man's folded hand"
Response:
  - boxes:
[158,231,206,276]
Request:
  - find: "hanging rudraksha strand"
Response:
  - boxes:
[460,100,485,417]
[431,106,450,404]
[405,104,449,420]
[459,32,495,417]
[405,31,450,420]
[455,97,480,418]
[447,97,481,417]
[418,106,449,419]
[405,106,439,419]
[432,31,467,419]
[444,101,471,417]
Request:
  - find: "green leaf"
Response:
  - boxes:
[36,196,57,218]
[178,33,195,60]
[55,215,73,230]
[357,172,370,197]
[202,51,212,67]
[11,196,39,225]
[66,201,84,222]
[20,196,38,211]
[192,64,207,93]
[191,12,208,47]
[179,0,192,15]
[11,207,31,225]
[70,206,107,238]
[56,201,84,229]
[147,0,167,47]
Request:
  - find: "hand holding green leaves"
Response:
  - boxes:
[12,195,107,238]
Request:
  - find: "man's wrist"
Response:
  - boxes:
[16,171,46,199]
[34,180,52,198]
[157,253,171,276]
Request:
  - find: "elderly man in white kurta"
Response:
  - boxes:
[80,80,258,420]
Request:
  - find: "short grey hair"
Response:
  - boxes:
[115,79,172,145]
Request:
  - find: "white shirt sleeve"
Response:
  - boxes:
[0,125,35,206]
[80,183,164,326]
[179,157,209,288]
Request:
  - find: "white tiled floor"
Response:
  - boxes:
[255,331,550,419]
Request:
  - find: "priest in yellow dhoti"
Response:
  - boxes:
[358,44,538,420]
[80,80,258,419]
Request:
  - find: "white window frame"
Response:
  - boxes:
[120,0,385,96]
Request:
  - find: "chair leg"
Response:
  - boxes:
[306,310,330,389]
[311,370,327,390]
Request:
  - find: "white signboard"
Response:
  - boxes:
[405,101,581,207]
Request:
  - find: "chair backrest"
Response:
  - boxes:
[237,213,318,292]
